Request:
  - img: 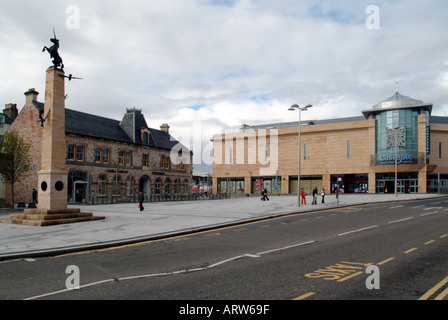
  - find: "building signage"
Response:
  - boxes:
[106,169,129,174]
[378,153,414,165]
[426,125,430,155]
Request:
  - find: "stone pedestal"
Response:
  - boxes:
[1,67,104,226]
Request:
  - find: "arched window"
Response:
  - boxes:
[165,178,172,194]
[174,179,180,195]
[98,175,107,195]
[126,176,134,196]
[183,179,189,194]
[155,178,162,195]
[113,175,121,194]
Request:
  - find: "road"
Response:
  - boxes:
[1,197,447,304]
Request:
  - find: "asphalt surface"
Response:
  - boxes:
[0,193,445,261]
[0,197,446,301]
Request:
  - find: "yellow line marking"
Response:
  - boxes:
[377,257,395,266]
[234,228,247,232]
[419,275,448,300]
[337,271,363,282]
[424,240,435,245]
[435,287,448,300]
[440,234,448,238]
[293,292,315,300]
[259,225,271,228]
[404,248,418,254]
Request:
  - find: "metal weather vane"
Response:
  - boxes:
[60,74,83,81]
[42,28,64,71]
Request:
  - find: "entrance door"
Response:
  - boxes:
[74,181,89,203]
[139,176,151,200]
[384,181,395,193]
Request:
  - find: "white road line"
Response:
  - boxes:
[338,225,378,236]
[24,240,316,300]
[388,217,413,224]
[413,205,425,208]
[421,211,438,216]
[389,205,404,209]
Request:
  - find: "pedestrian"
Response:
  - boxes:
[312,187,318,205]
[32,188,38,204]
[263,188,269,201]
[138,191,144,211]
[321,187,326,204]
[261,188,269,201]
[300,188,306,205]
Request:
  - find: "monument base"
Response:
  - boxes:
[0,208,105,227]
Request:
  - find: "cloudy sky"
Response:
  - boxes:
[1,0,447,170]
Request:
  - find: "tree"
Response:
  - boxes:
[0,131,32,208]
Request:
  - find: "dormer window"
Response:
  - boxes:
[141,130,150,146]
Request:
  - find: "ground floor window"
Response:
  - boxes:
[252,177,281,194]
[330,174,368,194]
[426,174,448,193]
[289,175,322,195]
[376,172,418,194]
[68,170,89,203]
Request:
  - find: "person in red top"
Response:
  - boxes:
[300,188,306,205]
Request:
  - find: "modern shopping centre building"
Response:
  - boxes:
[212,91,448,195]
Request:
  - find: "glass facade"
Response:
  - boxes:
[375,109,420,165]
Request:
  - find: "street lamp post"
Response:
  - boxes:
[288,104,313,207]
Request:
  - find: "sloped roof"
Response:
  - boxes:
[32,101,185,151]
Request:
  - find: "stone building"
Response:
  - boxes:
[4,88,192,206]
[212,91,448,195]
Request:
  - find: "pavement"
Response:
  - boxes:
[0,193,445,261]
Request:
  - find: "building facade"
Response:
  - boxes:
[212,92,448,195]
[4,88,193,206]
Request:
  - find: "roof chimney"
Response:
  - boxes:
[24,88,39,105]
[3,103,18,122]
[160,123,170,133]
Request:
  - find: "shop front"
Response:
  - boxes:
[375,172,418,194]
[330,174,369,194]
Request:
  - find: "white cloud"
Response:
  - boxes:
[1,0,448,170]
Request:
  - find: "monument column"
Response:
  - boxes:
[38,67,68,210]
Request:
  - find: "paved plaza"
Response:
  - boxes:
[0,193,444,260]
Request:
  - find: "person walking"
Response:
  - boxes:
[321,187,326,204]
[312,187,318,205]
[300,188,306,205]
[261,188,269,201]
[32,188,38,205]
[138,191,144,212]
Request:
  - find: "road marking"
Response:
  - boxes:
[404,248,418,254]
[259,225,271,228]
[421,211,438,216]
[441,234,448,238]
[424,207,443,210]
[205,233,221,237]
[388,217,413,224]
[377,257,395,266]
[293,292,315,300]
[257,241,315,255]
[305,261,372,281]
[413,205,425,208]
[234,228,247,232]
[338,225,378,236]
[435,287,448,300]
[424,240,435,245]
[389,205,404,209]
[337,271,364,282]
[419,275,448,300]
